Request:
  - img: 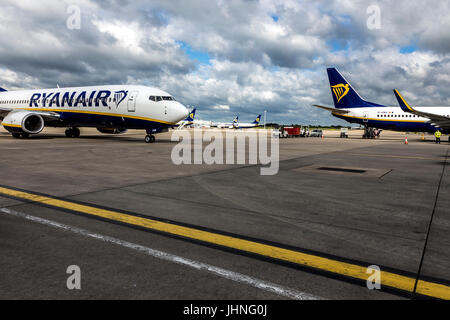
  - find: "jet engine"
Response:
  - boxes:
[2,111,45,134]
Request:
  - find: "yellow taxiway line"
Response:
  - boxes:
[0,185,449,299]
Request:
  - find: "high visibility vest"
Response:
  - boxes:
[435,131,442,138]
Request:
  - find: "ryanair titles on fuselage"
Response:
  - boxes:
[28,90,127,108]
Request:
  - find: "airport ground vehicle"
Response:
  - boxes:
[310,129,323,137]
[281,126,301,137]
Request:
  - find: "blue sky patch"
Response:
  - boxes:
[400,44,417,54]
[327,39,349,52]
[178,41,211,65]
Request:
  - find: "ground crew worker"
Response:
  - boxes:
[435,130,442,144]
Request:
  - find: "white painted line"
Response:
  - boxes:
[1,207,321,300]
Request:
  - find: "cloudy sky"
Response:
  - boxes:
[1,0,450,124]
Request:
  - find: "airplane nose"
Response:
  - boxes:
[173,102,189,122]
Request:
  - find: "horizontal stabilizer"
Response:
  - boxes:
[312,104,349,114]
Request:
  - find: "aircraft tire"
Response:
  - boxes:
[65,128,72,137]
[72,128,81,138]
[145,134,155,143]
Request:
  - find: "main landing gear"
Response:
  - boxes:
[12,133,29,139]
[145,134,156,143]
[362,126,381,139]
[65,127,80,138]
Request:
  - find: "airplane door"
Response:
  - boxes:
[363,111,369,122]
[127,91,138,112]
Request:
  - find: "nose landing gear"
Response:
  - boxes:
[145,134,156,143]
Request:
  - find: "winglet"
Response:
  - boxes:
[393,89,414,113]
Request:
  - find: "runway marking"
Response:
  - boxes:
[0,207,319,300]
[0,185,449,299]
[351,153,449,161]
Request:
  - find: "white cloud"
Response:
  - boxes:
[212,105,230,110]
[1,0,450,124]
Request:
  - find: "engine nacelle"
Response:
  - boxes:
[96,127,127,134]
[2,111,45,134]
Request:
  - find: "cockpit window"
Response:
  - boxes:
[150,96,175,102]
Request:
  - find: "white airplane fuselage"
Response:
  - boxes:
[0,85,188,137]
[236,122,259,129]
[334,106,450,133]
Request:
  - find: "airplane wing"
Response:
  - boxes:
[312,105,349,115]
[0,107,12,118]
[393,89,450,129]
[0,108,61,121]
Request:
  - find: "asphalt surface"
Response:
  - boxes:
[0,127,448,299]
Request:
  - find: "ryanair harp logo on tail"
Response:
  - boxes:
[331,83,349,103]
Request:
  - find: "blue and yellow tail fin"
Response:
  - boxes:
[184,108,196,121]
[253,115,261,125]
[0,87,7,92]
[327,68,383,109]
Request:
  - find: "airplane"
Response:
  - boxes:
[215,116,239,129]
[235,114,261,129]
[175,108,215,129]
[0,85,189,143]
[191,118,213,128]
[393,89,450,140]
[313,68,450,139]
[176,108,196,129]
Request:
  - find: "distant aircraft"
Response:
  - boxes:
[216,116,239,129]
[313,68,450,139]
[0,85,188,143]
[235,114,261,129]
[176,108,196,129]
